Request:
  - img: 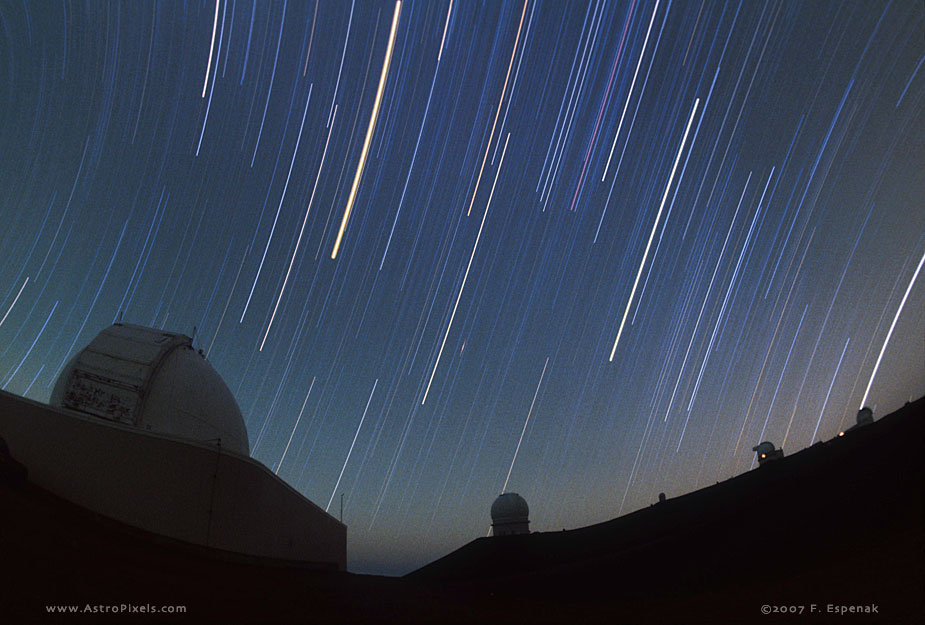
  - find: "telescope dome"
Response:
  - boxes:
[491,492,530,536]
[51,323,249,456]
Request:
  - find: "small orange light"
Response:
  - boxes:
[838,431,844,437]
[761,453,766,459]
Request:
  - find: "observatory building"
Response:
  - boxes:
[491,492,530,536]
[0,323,345,569]
[51,324,250,454]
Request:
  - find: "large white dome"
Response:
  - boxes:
[51,324,249,455]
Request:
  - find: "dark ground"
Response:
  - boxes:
[2,398,922,624]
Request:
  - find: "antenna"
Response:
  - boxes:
[340,493,344,523]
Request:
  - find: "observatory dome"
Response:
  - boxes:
[51,324,249,456]
[491,492,529,521]
[491,492,530,536]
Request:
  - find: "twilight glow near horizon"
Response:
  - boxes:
[0,0,922,574]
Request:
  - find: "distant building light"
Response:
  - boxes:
[752,441,784,466]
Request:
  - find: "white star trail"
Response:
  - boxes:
[327,378,378,512]
[502,356,548,493]
[0,277,28,328]
[201,0,220,98]
[609,97,700,362]
[860,249,925,409]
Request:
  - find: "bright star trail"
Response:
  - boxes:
[331,0,402,260]
[0,1,922,576]
[859,249,925,409]
[0,278,29,327]
[609,97,699,361]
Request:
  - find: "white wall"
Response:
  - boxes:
[0,390,345,570]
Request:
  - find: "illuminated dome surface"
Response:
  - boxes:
[491,492,529,523]
[51,324,250,456]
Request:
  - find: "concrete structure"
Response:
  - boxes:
[491,492,530,536]
[0,324,345,569]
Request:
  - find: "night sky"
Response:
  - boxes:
[1,0,923,575]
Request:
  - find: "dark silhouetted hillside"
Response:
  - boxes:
[1,396,922,623]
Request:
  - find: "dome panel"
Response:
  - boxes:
[51,324,249,456]
[140,346,250,454]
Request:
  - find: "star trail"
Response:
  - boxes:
[0,0,922,575]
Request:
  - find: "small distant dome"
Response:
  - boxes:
[491,492,529,536]
[752,441,784,466]
[51,324,249,456]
